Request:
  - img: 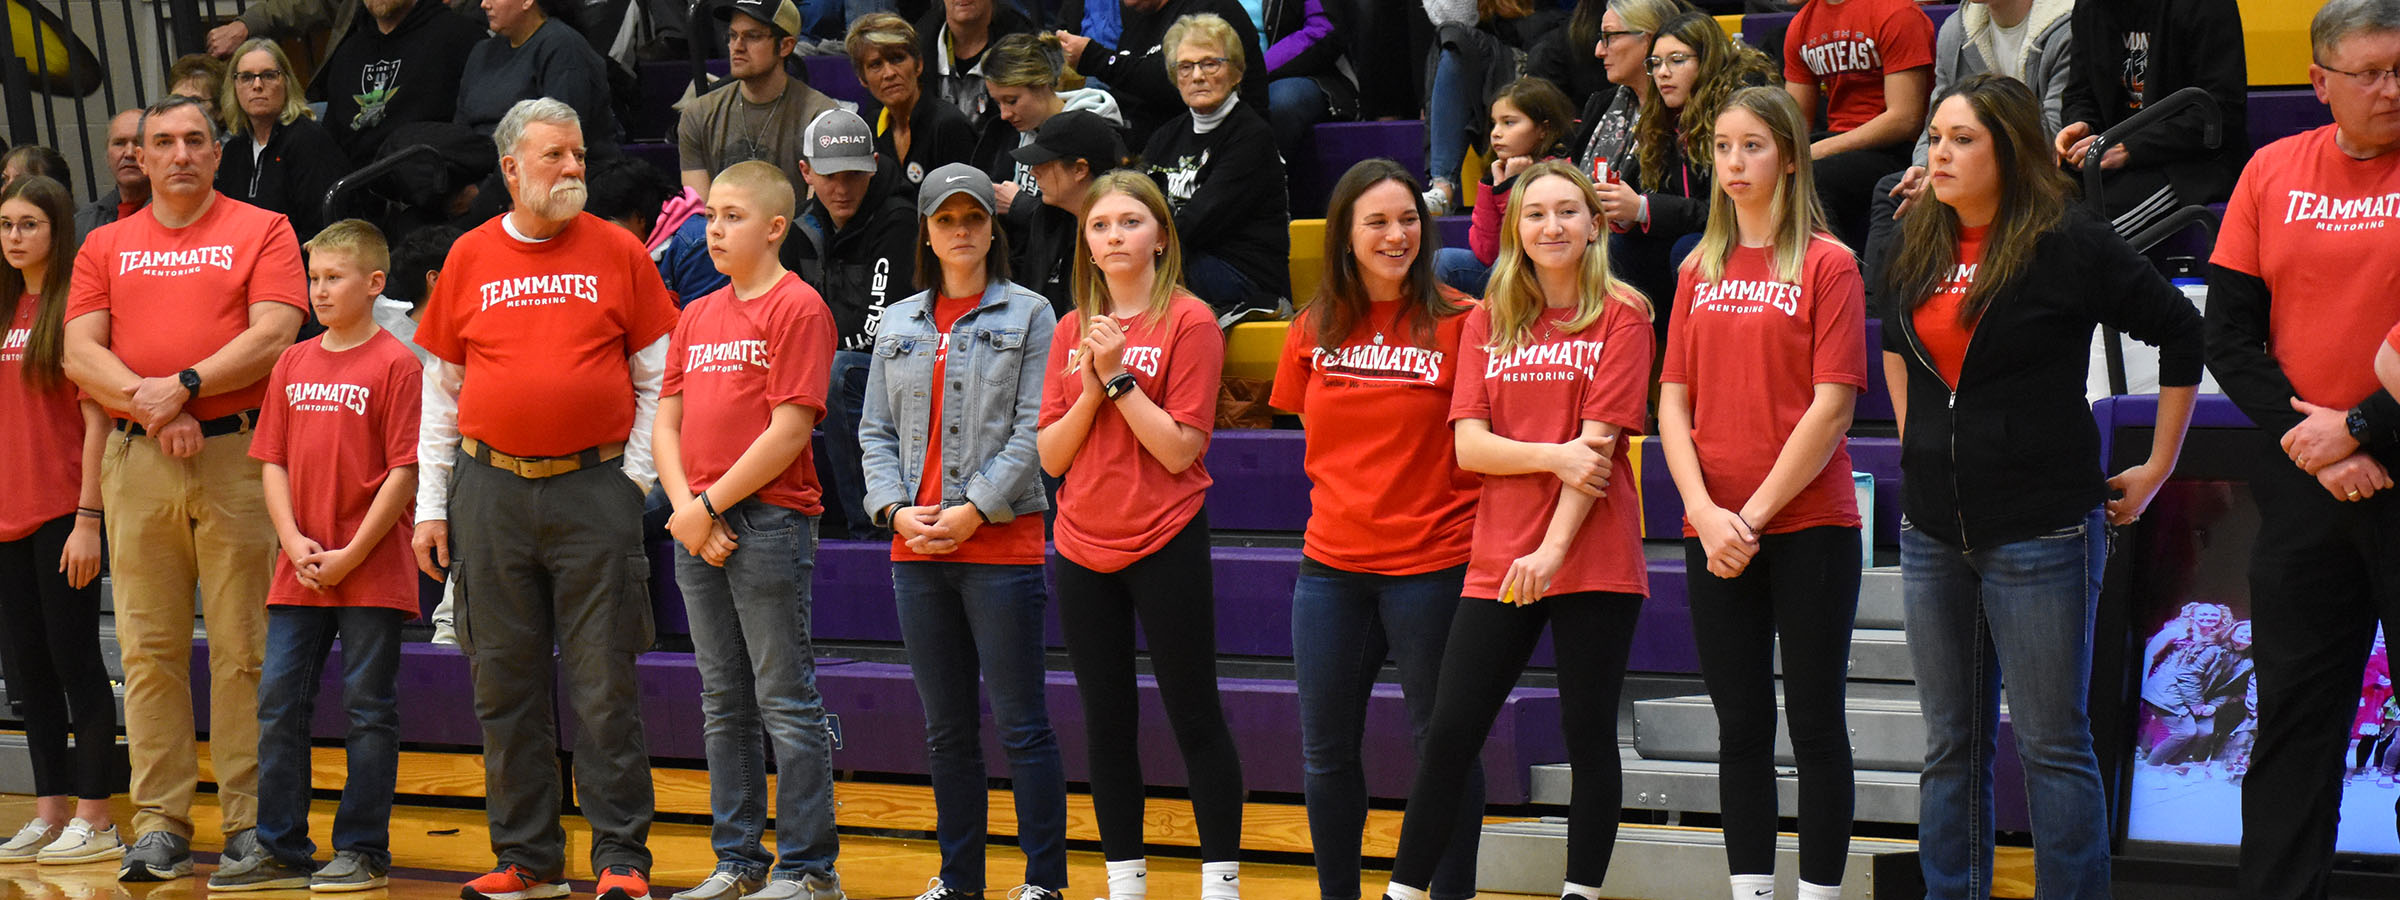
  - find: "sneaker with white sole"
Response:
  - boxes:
[309,850,387,892]
[909,879,978,900]
[461,864,567,900]
[37,820,123,865]
[117,831,192,882]
[0,820,59,863]
[207,853,316,892]
[750,873,842,900]
[1005,886,1062,900]
[669,870,763,900]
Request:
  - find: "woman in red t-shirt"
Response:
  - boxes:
[1035,171,1242,899]
[1381,161,1654,900]
[1658,86,1866,900]
[1268,158,1481,900]
[0,175,122,862]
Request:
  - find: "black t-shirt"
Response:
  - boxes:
[309,0,485,165]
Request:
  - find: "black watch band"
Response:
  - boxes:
[177,368,202,399]
[1103,372,1138,400]
[2348,406,2372,444]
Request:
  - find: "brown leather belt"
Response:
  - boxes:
[462,437,624,480]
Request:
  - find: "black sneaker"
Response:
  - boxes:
[206,852,315,891]
[117,832,192,882]
[909,879,977,900]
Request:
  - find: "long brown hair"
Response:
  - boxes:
[1634,10,1772,195]
[1884,74,2071,325]
[0,175,77,389]
[1310,159,1466,351]
[1483,161,1650,355]
[1493,76,1579,161]
[1069,170,1184,321]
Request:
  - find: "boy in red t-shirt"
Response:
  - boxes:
[221,220,421,892]
[651,162,844,900]
[1782,0,1935,246]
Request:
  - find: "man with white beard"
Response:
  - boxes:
[407,98,680,900]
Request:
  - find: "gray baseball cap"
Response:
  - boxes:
[918,163,995,217]
[802,108,876,174]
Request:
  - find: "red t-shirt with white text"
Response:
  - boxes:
[1664,239,1866,535]
[65,194,307,421]
[1449,300,1654,600]
[665,272,834,515]
[892,293,1045,565]
[1912,226,1988,388]
[249,330,423,614]
[1040,294,1223,573]
[1784,0,1936,134]
[0,298,85,541]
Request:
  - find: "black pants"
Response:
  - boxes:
[1054,512,1246,863]
[1811,135,1911,251]
[2237,449,2400,900]
[0,515,119,798]
[1392,591,1641,888]
[1685,526,1861,884]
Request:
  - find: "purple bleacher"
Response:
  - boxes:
[1293,120,1430,218]
[1435,215,1470,252]
[624,141,680,179]
[799,55,872,107]
[1737,5,1955,43]
[1860,319,1895,421]
[1203,429,1312,531]
[194,641,488,748]
[2247,89,2331,151]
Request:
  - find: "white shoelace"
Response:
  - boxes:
[914,879,954,900]
[55,819,94,841]
[5,820,51,847]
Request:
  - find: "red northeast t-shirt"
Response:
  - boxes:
[1912,226,1988,389]
[2213,124,2400,411]
[0,297,85,542]
[65,193,307,421]
[414,214,680,457]
[664,272,834,515]
[249,330,424,614]
[1039,294,1223,573]
[1449,300,1654,600]
[1784,0,1936,134]
[1270,296,1479,575]
[1663,238,1867,535]
[893,293,1046,565]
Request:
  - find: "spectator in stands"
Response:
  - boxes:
[1012,109,1130,314]
[786,108,917,540]
[62,94,303,882]
[456,0,620,142]
[2056,0,2250,240]
[975,32,1123,237]
[849,13,979,192]
[1782,0,1933,247]
[588,155,728,304]
[1416,0,1567,215]
[1144,12,1290,322]
[1056,0,1269,138]
[1037,171,1242,900]
[1383,160,1654,900]
[1881,74,2200,900]
[1528,0,1617,109]
[857,162,1069,900]
[1658,86,1865,900]
[217,39,349,240]
[410,98,671,900]
[919,0,1039,126]
[1268,158,1483,900]
[1265,0,1358,161]
[76,111,150,238]
[206,0,354,57]
[679,0,843,201]
[1,145,70,193]
[2205,1,2400,893]
[167,54,228,122]
[0,174,122,868]
[1568,0,1687,185]
[310,0,484,166]
[1433,75,1575,296]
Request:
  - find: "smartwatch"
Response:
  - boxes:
[1103,372,1138,401]
[2348,406,2372,444]
[177,368,202,399]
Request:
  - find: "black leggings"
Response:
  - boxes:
[0,515,119,798]
[1685,526,1861,885]
[1392,591,1640,889]
[1055,512,1246,862]
[1810,135,1912,250]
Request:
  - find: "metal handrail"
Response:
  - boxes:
[2080,85,2222,214]
[319,143,441,227]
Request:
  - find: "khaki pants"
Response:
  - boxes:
[102,427,273,839]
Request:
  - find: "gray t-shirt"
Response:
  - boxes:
[676,74,842,199]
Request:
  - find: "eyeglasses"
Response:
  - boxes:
[1647,53,1697,72]
[2319,61,2400,91]
[233,69,284,86]
[1173,56,1228,78]
[0,218,51,236]
[1600,29,1644,44]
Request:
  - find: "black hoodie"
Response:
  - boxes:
[309,0,485,166]
[215,115,349,240]
[785,159,920,352]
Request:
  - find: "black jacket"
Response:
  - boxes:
[870,96,978,198]
[309,0,483,165]
[1013,201,1078,318]
[915,4,1039,128]
[785,160,919,352]
[1079,0,1269,136]
[215,116,349,240]
[1881,210,2205,549]
[2059,0,2249,205]
[1143,99,1291,306]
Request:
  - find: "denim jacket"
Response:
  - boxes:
[859,278,1055,527]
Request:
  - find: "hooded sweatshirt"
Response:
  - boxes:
[1913,0,2076,167]
[784,159,919,352]
[310,0,486,165]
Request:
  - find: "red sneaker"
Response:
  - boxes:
[462,864,568,900]
[597,865,652,900]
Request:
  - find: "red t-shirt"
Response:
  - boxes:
[2213,124,2400,411]
[1449,300,1654,600]
[0,297,85,542]
[1270,297,1478,575]
[1912,226,1988,388]
[249,330,423,614]
[664,272,834,515]
[1663,238,1867,535]
[892,293,1045,565]
[65,194,307,421]
[1784,0,1936,135]
[414,214,680,457]
[1039,294,1223,573]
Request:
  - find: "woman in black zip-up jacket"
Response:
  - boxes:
[1878,74,2201,900]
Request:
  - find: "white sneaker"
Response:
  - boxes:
[38,820,124,865]
[0,819,58,863]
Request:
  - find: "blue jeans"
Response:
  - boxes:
[676,500,837,879]
[892,561,1068,893]
[1901,509,2110,900]
[256,605,406,868]
[1184,252,1267,319]
[825,349,878,539]
[1292,560,1481,900]
[1270,77,1329,161]
[1432,247,1490,297]
[1427,47,1468,194]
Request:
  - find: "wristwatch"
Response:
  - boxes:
[177,368,202,399]
[1103,372,1138,401]
[2347,406,2371,443]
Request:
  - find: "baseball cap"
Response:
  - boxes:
[713,0,802,41]
[802,108,877,174]
[1011,110,1127,169]
[918,163,996,217]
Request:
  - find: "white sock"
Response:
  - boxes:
[1730,873,1776,900]
[1382,884,1429,900]
[1794,880,1841,900]
[1199,861,1239,900]
[1563,882,1603,900]
[1104,859,1147,900]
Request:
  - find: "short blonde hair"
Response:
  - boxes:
[845,12,918,76]
[711,160,797,230]
[305,218,391,276]
[222,38,315,136]
[1163,13,1244,86]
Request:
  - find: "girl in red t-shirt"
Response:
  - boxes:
[1267,159,1481,900]
[0,175,122,862]
[1035,171,1242,900]
[1657,87,1867,900]
[1382,161,1653,900]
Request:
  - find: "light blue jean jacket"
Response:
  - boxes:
[858,278,1055,527]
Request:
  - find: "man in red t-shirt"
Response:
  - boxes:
[408,98,678,900]
[2201,5,2400,895]
[59,94,305,882]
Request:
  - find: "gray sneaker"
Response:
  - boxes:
[207,852,315,892]
[117,832,192,883]
[750,873,842,900]
[309,851,387,892]
[219,828,262,865]
[669,870,762,900]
